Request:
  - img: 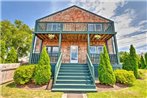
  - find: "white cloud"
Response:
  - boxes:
[69,0,147,53]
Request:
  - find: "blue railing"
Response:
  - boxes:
[54,52,62,84]
[87,53,95,84]
[90,54,117,64]
[31,53,58,64]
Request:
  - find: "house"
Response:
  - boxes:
[29,5,121,92]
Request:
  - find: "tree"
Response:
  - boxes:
[122,52,131,70]
[5,47,18,63]
[0,20,32,58]
[145,53,147,68]
[129,45,139,78]
[0,40,6,63]
[34,47,52,85]
[140,55,146,69]
[98,45,116,86]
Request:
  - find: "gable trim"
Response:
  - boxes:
[36,5,113,22]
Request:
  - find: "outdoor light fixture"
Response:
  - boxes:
[48,34,55,39]
[94,34,101,40]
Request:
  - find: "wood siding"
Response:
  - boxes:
[39,7,109,23]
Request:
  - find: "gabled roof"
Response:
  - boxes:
[36,5,113,22]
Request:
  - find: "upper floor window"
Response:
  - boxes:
[88,24,102,31]
[47,23,61,31]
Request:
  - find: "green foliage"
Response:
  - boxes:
[98,45,116,86]
[34,47,52,85]
[119,51,129,63]
[5,47,18,63]
[122,45,139,78]
[0,40,6,63]
[14,65,35,85]
[129,45,139,78]
[0,20,32,58]
[145,53,147,68]
[114,69,136,86]
[122,52,132,70]
[140,56,146,69]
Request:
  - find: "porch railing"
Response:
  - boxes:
[87,53,95,84]
[30,53,58,64]
[54,52,62,84]
[90,54,117,64]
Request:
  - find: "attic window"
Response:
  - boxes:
[47,23,61,31]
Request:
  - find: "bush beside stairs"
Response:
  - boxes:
[52,63,97,92]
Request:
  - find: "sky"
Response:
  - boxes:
[1,0,147,54]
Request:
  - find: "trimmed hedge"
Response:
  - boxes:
[98,45,116,86]
[114,69,136,86]
[34,47,52,85]
[14,65,35,85]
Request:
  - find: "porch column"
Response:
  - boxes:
[59,33,62,53]
[29,33,36,64]
[113,35,120,64]
[87,34,90,54]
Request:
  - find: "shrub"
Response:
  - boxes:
[145,53,147,67]
[5,47,18,63]
[98,45,116,86]
[140,55,146,69]
[14,65,35,85]
[129,45,139,78]
[114,69,136,86]
[33,47,52,85]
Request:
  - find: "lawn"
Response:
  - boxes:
[88,69,147,98]
[0,82,63,98]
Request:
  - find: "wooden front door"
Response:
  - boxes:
[70,46,78,63]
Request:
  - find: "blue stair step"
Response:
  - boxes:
[52,63,97,92]
[57,76,91,80]
[52,88,97,92]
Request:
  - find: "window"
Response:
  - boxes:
[46,46,59,53]
[37,23,47,31]
[47,23,61,31]
[90,46,97,54]
[88,24,102,31]
[97,46,103,54]
[33,36,42,53]
[90,46,103,54]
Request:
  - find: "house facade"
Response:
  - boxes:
[29,5,121,91]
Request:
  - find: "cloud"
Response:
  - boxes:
[69,0,147,53]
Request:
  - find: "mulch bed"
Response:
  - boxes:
[16,80,53,90]
[95,81,128,92]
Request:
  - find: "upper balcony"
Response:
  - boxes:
[34,22,116,35]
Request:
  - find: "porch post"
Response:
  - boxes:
[87,34,90,54]
[113,35,120,64]
[59,33,61,53]
[29,33,36,64]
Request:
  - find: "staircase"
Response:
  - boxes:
[52,63,97,92]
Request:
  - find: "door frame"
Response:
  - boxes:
[70,45,78,63]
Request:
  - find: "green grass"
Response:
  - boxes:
[1,82,63,98]
[88,69,147,98]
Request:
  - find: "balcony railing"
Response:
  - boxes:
[31,53,58,64]
[90,54,117,64]
[36,22,114,34]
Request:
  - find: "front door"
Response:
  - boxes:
[70,46,78,63]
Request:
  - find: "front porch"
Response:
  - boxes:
[30,33,119,65]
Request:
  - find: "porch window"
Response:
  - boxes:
[90,46,103,54]
[33,36,42,53]
[46,46,59,63]
[88,24,102,31]
[47,23,61,31]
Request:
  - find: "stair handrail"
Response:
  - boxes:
[87,53,95,84]
[54,52,62,84]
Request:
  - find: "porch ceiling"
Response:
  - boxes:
[37,34,113,42]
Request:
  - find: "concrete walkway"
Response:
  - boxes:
[62,93,87,98]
